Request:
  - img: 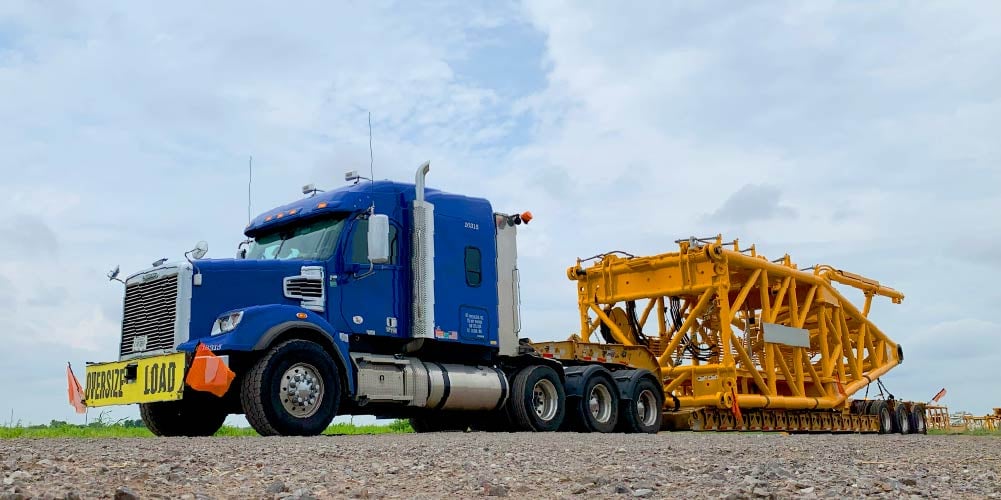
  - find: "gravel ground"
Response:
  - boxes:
[1,433,998,499]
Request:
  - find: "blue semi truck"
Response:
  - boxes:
[82,163,664,436]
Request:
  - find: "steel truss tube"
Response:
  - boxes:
[568,239,904,413]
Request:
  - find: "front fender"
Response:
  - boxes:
[180,305,344,351]
[178,304,354,394]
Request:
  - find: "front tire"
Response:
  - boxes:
[241,339,340,436]
[507,365,566,432]
[140,395,227,437]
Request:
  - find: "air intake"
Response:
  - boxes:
[284,266,325,312]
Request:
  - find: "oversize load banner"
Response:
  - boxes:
[84,352,185,407]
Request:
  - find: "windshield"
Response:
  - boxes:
[246,215,347,260]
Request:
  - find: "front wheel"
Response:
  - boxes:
[507,365,566,432]
[140,395,227,437]
[241,339,340,436]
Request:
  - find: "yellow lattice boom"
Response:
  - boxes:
[566,235,904,413]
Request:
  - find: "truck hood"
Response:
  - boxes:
[187,258,327,341]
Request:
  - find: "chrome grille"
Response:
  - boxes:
[120,274,179,357]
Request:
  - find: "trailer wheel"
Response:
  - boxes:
[507,365,565,432]
[909,405,927,435]
[870,401,893,434]
[568,372,619,433]
[894,403,911,434]
[617,377,663,433]
[140,396,227,437]
[241,339,340,436]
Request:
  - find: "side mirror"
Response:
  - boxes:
[190,241,209,260]
[237,248,247,259]
[367,214,390,264]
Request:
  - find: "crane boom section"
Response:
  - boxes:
[567,237,904,412]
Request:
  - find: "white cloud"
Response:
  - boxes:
[703,184,797,225]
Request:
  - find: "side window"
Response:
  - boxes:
[464,247,482,287]
[350,219,399,264]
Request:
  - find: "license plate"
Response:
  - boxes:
[84,352,186,407]
[132,335,148,352]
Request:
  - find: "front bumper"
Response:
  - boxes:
[84,352,186,407]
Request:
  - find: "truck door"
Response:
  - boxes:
[337,217,405,337]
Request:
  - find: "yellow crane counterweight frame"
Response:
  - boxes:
[559,236,904,418]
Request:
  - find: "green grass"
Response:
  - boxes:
[0,419,412,438]
[928,428,1001,437]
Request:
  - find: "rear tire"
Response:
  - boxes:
[507,365,565,432]
[871,401,894,434]
[140,395,227,437]
[894,403,911,434]
[241,339,340,436]
[909,405,928,435]
[568,373,619,433]
[617,377,664,433]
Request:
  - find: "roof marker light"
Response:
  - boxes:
[265,216,273,221]
[289,209,298,215]
[317,202,328,209]
[276,213,284,219]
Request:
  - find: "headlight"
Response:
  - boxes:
[210,311,244,336]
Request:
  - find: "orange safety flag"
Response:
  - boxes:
[185,343,236,397]
[731,387,743,427]
[932,388,947,403]
[66,363,86,414]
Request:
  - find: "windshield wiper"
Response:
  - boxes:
[273,236,290,260]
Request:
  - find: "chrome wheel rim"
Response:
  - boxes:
[532,379,559,422]
[280,363,324,418]
[636,389,658,427]
[588,383,613,424]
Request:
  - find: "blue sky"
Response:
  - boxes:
[1,1,999,425]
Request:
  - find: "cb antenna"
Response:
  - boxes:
[368,111,374,183]
[247,155,253,224]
